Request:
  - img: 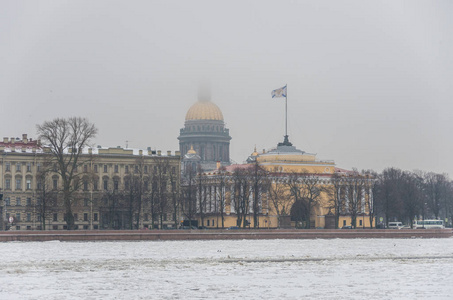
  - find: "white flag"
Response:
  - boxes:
[271,85,287,98]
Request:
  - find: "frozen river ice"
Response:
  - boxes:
[1,238,453,299]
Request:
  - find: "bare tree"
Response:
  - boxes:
[168,163,180,229]
[287,171,324,229]
[424,172,449,219]
[30,159,58,230]
[215,166,228,228]
[180,164,197,227]
[343,170,366,228]
[196,165,207,227]
[248,161,268,228]
[152,157,170,229]
[329,172,344,229]
[374,168,403,227]
[268,168,292,228]
[230,166,251,228]
[37,117,97,230]
[101,189,127,229]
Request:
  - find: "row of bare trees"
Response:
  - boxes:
[374,168,453,227]
[35,117,181,230]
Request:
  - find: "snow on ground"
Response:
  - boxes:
[1,238,452,299]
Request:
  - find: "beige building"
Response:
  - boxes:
[186,139,375,229]
[0,134,181,230]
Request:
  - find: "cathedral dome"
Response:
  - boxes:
[185,101,224,121]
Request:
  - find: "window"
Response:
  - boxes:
[94,181,98,191]
[84,213,88,221]
[125,165,129,173]
[27,197,31,206]
[27,213,31,222]
[27,163,31,172]
[94,213,98,221]
[212,219,215,227]
[16,163,21,172]
[359,220,363,226]
[37,180,42,190]
[172,167,175,174]
[114,165,118,173]
[103,179,108,190]
[135,165,138,173]
[144,166,148,174]
[16,213,21,222]
[53,213,58,222]
[16,197,21,206]
[94,165,98,172]
[343,220,346,226]
[5,197,10,206]
[84,198,89,207]
[84,165,88,173]
[16,178,22,190]
[5,162,10,171]
[53,179,58,190]
[114,180,119,191]
[74,213,78,221]
[37,163,41,172]
[26,179,31,190]
[5,178,11,190]
[207,220,210,226]
[103,165,107,173]
[37,215,41,222]
[83,180,88,191]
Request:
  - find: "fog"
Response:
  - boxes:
[1,0,452,175]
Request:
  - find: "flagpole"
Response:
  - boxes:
[285,84,287,138]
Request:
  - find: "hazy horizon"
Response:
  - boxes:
[1,1,452,175]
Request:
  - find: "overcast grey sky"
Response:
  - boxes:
[1,0,452,175]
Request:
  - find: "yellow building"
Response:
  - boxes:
[186,139,375,229]
[0,134,181,230]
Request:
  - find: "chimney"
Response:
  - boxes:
[167,151,171,156]
[3,137,8,143]
[22,134,28,143]
[157,150,161,156]
[139,150,143,156]
[88,148,93,155]
[216,161,221,170]
[11,137,15,144]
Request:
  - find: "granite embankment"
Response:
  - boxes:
[0,229,451,242]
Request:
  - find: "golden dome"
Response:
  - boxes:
[187,145,197,154]
[185,101,224,121]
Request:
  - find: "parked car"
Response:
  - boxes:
[399,225,411,229]
[388,222,403,229]
[226,226,239,230]
[341,225,353,229]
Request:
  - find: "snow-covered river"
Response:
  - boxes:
[1,238,452,299]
